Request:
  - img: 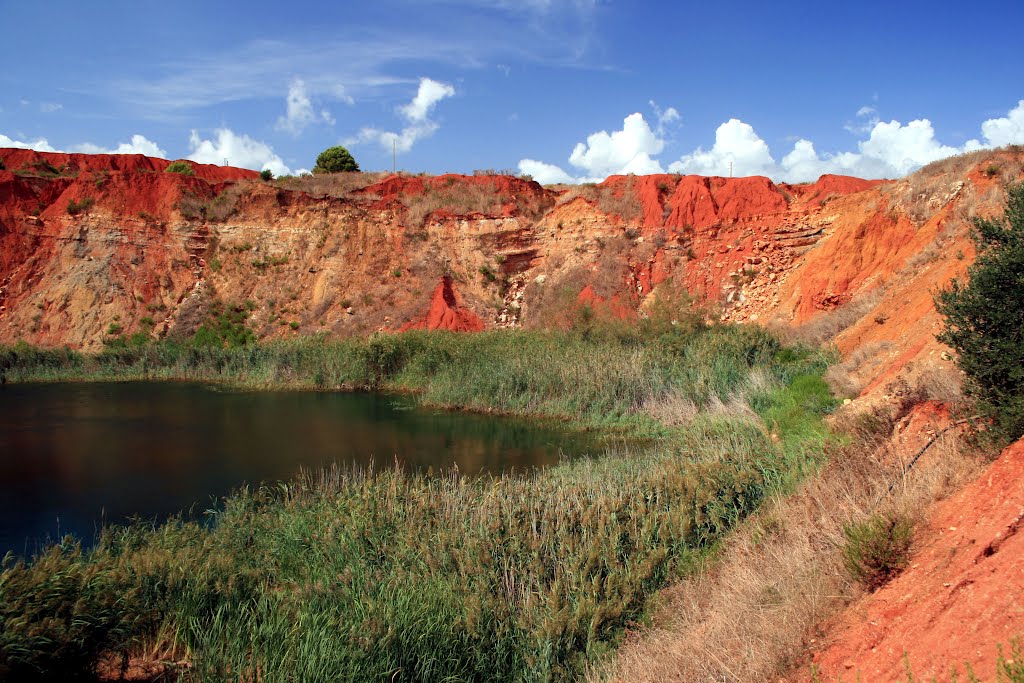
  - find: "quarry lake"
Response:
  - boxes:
[0,382,601,554]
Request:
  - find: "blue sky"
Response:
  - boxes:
[2,0,1023,182]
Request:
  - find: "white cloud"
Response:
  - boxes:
[522,99,1024,186]
[977,99,1024,148]
[276,79,335,136]
[515,112,667,184]
[846,104,881,134]
[349,77,455,153]
[72,135,167,157]
[399,78,455,122]
[187,128,293,176]
[518,159,576,184]
[858,119,960,176]
[40,103,63,113]
[0,133,58,152]
[650,100,680,135]
[669,118,775,177]
[569,112,666,179]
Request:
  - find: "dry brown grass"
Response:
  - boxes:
[914,365,967,408]
[893,148,1024,225]
[824,340,896,397]
[402,178,551,227]
[591,412,989,683]
[273,171,388,199]
[557,177,644,223]
[775,287,885,348]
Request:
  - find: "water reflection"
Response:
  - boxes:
[0,382,598,554]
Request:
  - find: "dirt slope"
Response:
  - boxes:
[805,438,1024,681]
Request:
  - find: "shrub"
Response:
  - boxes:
[259,168,274,181]
[164,160,195,176]
[191,301,256,348]
[842,512,913,591]
[312,146,359,174]
[935,182,1024,439]
[66,197,95,215]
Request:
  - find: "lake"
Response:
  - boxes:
[0,382,600,555]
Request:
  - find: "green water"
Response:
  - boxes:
[0,382,601,554]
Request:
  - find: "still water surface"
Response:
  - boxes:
[0,382,599,554]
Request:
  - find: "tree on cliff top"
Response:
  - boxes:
[935,182,1024,439]
[312,146,359,174]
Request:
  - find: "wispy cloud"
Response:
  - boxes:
[95,4,603,120]
[348,77,456,153]
[275,79,338,136]
[101,37,419,115]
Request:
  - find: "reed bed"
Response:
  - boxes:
[0,324,836,681]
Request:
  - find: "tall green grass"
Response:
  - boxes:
[0,323,837,681]
[1,324,830,434]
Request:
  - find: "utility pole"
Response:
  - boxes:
[392,139,396,175]
[729,161,733,178]
[224,158,229,167]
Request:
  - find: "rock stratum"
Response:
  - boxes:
[4,146,1018,390]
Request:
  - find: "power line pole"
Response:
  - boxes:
[392,139,396,175]
[729,161,733,178]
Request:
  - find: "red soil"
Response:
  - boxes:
[399,276,485,332]
[782,174,887,204]
[0,148,257,182]
[577,283,635,320]
[360,172,549,213]
[804,438,1024,681]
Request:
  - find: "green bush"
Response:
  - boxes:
[164,160,195,176]
[842,512,913,591]
[259,168,274,181]
[66,197,95,215]
[191,301,256,349]
[935,182,1024,439]
[312,145,359,174]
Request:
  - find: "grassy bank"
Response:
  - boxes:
[0,322,836,681]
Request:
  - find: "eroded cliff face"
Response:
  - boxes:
[2,146,1022,397]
